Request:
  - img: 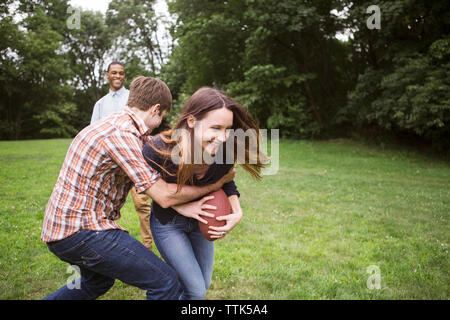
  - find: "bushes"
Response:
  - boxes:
[343,39,450,151]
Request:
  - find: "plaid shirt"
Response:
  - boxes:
[41,107,160,242]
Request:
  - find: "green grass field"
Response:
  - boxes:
[0,138,448,299]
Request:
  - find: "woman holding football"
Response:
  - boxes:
[142,87,265,299]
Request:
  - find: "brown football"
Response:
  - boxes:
[198,189,232,241]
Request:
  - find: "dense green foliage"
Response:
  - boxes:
[0,0,73,139]
[0,0,449,151]
[339,1,450,150]
[166,0,354,138]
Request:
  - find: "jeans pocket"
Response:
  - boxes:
[51,240,104,268]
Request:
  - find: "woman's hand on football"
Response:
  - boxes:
[208,211,243,240]
[172,195,217,225]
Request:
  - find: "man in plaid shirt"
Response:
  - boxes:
[42,76,235,300]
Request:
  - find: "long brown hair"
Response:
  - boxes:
[148,87,266,191]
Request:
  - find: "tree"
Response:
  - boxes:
[0,0,73,140]
[64,9,114,130]
[166,0,354,137]
[341,0,450,150]
[106,0,165,74]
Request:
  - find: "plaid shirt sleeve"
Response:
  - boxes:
[102,130,160,193]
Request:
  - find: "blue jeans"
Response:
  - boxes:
[43,229,183,300]
[150,213,215,300]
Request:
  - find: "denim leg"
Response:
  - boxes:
[43,266,115,300]
[151,214,214,300]
[92,229,183,300]
[188,224,215,291]
[44,230,115,300]
[45,229,183,300]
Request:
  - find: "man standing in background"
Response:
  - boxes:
[91,62,154,251]
[91,62,129,124]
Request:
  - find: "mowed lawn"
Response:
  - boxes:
[0,138,448,300]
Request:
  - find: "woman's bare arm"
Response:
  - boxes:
[144,167,236,208]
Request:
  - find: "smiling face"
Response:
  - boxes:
[188,107,233,157]
[106,64,125,91]
[165,87,264,190]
